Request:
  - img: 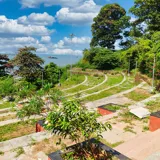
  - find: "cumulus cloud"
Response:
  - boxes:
[56,0,101,25]
[0,16,53,37]
[53,36,91,48]
[52,48,82,55]
[41,36,51,43]
[18,12,55,26]
[19,0,82,8]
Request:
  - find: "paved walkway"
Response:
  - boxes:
[62,75,88,91]
[85,82,146,110]
[65,74,108,97]
[115,129,160,160]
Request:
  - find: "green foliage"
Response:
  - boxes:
[83,48,120,70]
[11,46,44,82]
[17,96,44,119]
[45,100,111,144]
[130,0,160,33]
[0,102,15,109]
[0,54,11,76]
[14,147,25,157]
[0,77,15,97]
[91,3,130,49]
[103,104,121,111]
[44,62,60,86]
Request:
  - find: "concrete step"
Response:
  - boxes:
[115,129,160,160]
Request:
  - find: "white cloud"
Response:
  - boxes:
[63,36,91,44]
[56,0,101,25]
[0,16,53,37]
[53,36,91,48]
[52,48,82,55]
[19,0,83,8]
[18,12,55,26]
[41,36,51,43]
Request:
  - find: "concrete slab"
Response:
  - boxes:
[130,107,150,119]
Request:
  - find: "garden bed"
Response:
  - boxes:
[0,120,36,142]
[98,103,125,116]
[124,88,152,102]
[48,138,130,160]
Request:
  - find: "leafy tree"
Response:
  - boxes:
[0,77,15,98]
[130,0,160,33]
[0,54,11,76]
[83,48,120,70]
[44,62,60,86]
[45,100,111,159]
[11,47,44,82]
[17,96,44,119]
[91,3,130,49]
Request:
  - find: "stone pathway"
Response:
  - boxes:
[0,132,51,160]
[114,129,160,160]
[65,74,108,97]
[62,75,87,91]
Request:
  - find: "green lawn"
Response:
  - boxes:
[146,98,160,112]
[64,75,105,94]
[0,120,36,142]
[82,76,136,102]
[124,88,152,102]
[0,102,15,110]
[85,74,123,94]
[57,74,85,90]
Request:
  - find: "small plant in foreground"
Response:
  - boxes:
[124,126,136,134]
[45,100,112,159]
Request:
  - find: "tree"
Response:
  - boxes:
[45,100,111,159]
[44,62,60,86]
[0,54,11,76]
[83,47,120,70]
[91,3,130,49]
[11,47,44,82]
[130,0,160,33]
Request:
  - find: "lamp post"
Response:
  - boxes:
[70,33,75,77]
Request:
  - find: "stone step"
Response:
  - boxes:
[115,129,160,160]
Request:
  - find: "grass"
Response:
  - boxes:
[57,74,85,90]
[64,75,105,94]
[14,147,25,157]
[0,114,16,122]
[118,109,141,124]
[142,126,149,132]
[146,98,160,112]
[103,104,121,111]
[123,126,136,134]
[84,74,123,94]
[0,151,4,155]
[0,120,36,142]
[124,88,152,101]
[100,138,124,148]
[0,102,15,110]
[82,76,135,102]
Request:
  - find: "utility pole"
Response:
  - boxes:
[152,53,156,90]
[70,33,75,77]
[42,69,44,88]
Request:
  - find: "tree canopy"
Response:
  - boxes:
[91,3,130,49]
[11,47,44,82]
[130,0,160,33]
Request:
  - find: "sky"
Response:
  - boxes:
[0,0,134,56]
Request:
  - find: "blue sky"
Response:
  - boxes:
[0,0,134,55]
